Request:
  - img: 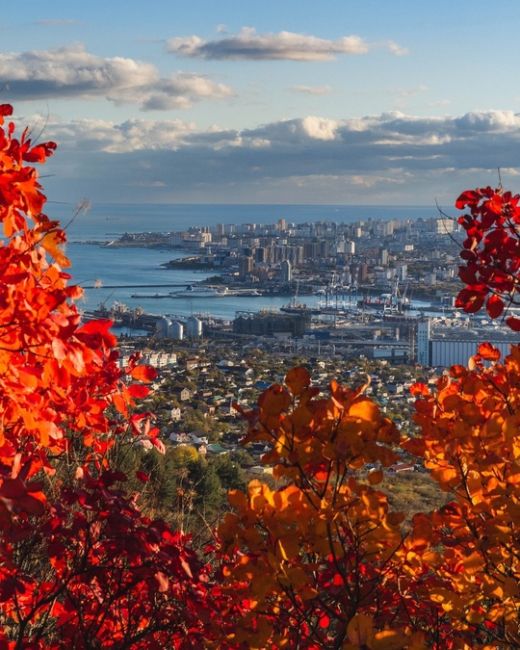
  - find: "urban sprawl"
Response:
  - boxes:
[96,214,518,369]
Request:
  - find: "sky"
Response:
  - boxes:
[2,0,520,205]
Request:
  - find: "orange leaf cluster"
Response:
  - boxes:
[403,344,520,647]
[218,351,520,648]
[218,368,430,648]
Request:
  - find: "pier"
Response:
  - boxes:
[83,283,195,289]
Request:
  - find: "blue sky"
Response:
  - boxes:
[2,0,520,204]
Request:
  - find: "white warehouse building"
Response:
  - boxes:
[417,318,518,368]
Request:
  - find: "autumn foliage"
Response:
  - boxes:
[218,371,415,648]
[404,343,520,647]
[455,186,520,330]
[217,346,520,648]
[0,104,518,649]
[0,104,224,647]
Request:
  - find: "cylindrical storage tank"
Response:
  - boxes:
[168,320,184,341]
[155,317,171,339]
[186,316,203,338]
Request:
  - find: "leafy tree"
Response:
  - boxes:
[216,369,431,648]
[188,458,223,513]
[212,454,246,492]
[404,342,520,647]
[0,105,228,648]
[455,185,520,329]
[216,355,520,648]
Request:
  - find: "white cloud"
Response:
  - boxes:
[386,40,409,56]
[300,116,338,140]
[454,110,520,131]
[0,44,233,110]
[167,27,405,61]
[126,74,233,110]
[500,167,520,176]
[34,115,198,153]
[291,84,332,95]
[38,108,520,162]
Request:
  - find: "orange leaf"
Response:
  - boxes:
[347,614,374,646]
[477,342,501,361]
[112,393,128,417]
[285,366,311,396]
[410,382,430,397]
[373,629,408,650]
[348,399,379,422]
[154,571,169,592]
[368,469,384,485]
[40,230,70,267]
[130,364,157,383]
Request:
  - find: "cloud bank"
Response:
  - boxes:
[167,28,406,61]
[0,44,233,110]
[29,109,520,203]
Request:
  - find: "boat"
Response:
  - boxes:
[169,285,231,298]
[358,279,412,314]
[231,288,262,296]
[280,301,321,315]
[130,293,171,299]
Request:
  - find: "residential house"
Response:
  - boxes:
[178,388,191,402]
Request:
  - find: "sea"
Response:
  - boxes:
[51,202,445,322]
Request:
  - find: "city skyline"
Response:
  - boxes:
[2,0,520,205]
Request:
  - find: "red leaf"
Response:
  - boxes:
[17,494,45,516]
[23,142,57,163]
[458,265,478,285]
[0,478,25,499]
[455,189,480,210]
[455,289,486,313]
[152,438,166,454]
[487,193,503,215]
[77,319,112,334]
[136,471,150,483]
[128,384,150,399]
[486,294,504,319]
[505,315,520,331]
[77,319,115,344]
